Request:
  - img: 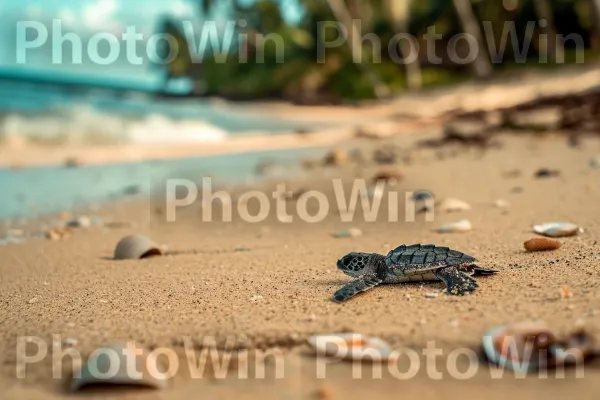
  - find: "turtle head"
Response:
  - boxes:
[337,252,376,277]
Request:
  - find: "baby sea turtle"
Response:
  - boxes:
[333,244,497,302]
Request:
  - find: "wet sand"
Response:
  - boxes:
[1,129,600,399]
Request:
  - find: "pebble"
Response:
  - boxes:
[316,385,334,400]
[523,237,561,252]
[534,168,560,178]
[323,149,349,166]
[413,190,434,201]
[425,292,438,299]
[437,219,472,233]
[249,295,263,302]
[28,297,38,304]
[332,228,363,238]
[590,156,600,169]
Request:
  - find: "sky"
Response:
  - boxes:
[0,0,303,90]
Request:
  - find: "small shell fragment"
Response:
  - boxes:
[308,333,394,361]
[438,198,471,213]
[113,235,163,260]
[559,287,573,298]
[70,342,168,392]
[533,222,582,238]
[524,238,561,252]
[437,219,472,233]
[332,228,363,238]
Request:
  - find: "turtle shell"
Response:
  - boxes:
[385,244,476,275]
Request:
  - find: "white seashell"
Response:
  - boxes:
[70,342,168,392]
[437,219,472,233]
[114,235,163,260]
[438,198,471,212]
[308,333,394,361]
[493,199,510,208]
[533,222,582,238]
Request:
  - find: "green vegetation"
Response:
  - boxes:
[161,0,600,103]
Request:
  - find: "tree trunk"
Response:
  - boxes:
[452,0,493,78]
[589,0,600,51]
[325,0,392,98]
[386,0,422,90]
[532,0,564,62]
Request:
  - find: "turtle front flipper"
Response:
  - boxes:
[332,275,381,303]
[435,266,478,295]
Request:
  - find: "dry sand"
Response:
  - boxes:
[1,130,600,399]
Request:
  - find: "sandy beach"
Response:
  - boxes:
[1,124,600,399]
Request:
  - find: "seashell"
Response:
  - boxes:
[372,169,403,184]
[332,228,363,238]
[482,321,553,373]
[437,219,472,233]
[45,227,73,241]
[524,238,560,252]
[493,199,510,208]
[70,342,168,392]
[308,333,394,361]
[533,222,582,238]
[438,198,471,212]
[482,321,598,373]
[114,235,163,260]
[67,216,92,228]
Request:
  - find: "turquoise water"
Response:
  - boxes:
[0,147,327,221]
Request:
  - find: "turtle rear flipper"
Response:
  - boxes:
[436,266,478,295]
[332,275,382,303]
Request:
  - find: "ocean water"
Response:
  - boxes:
[0,79,331,145]
[0,78,335,221]
[0,146,328,221]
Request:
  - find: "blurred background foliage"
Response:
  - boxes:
[161,0,600,103]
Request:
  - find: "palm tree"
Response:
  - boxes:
[325,0,392,98]
[386,0,422,90]
[451,0,493,78]
[532,0,564,62]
